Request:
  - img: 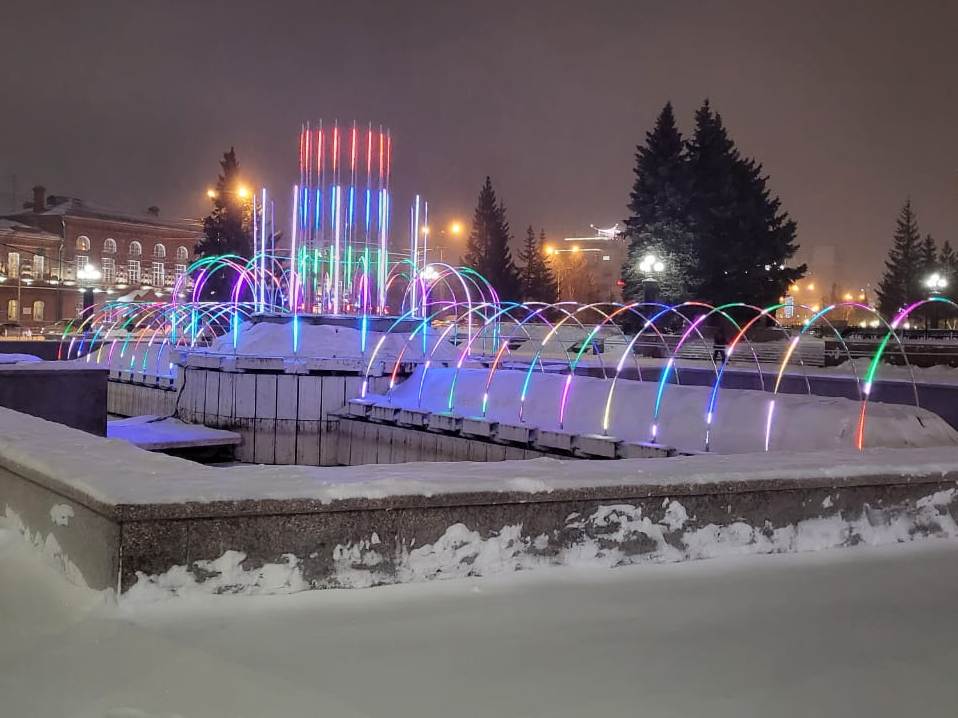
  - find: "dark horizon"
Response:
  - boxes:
[1,0,956,289]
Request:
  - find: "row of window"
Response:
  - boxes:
[5,253,45,278]
[77,258,187,285]
[6,299,46,322]
[75,236,189,261]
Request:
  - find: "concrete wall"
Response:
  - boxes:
[172,367,390,466]
[334,416,548,465]
[1,405,956,595]
[108,378,177,418]
[0,366,107,435]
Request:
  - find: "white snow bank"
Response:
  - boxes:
[200,320,458,362]
[369,366,958,454]
[107,416,240,450]
[0,353,42,364]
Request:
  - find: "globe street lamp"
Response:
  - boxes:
[924,272,948,329]
[77,263,102,314]
[639,253,665,303]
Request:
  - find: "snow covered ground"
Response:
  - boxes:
[1,515,956,717]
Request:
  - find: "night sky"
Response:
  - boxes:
[1,0,956,288]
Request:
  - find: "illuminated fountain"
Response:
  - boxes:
[45,121,958,464]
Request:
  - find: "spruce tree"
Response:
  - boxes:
[621,102,696,302]
[939,240,957,281]
[517,226,558,302]
[877,199,923,316]
[463,177,521,301]
[920,233,938,276]
[196,148,253,300]
[686,100,804,306]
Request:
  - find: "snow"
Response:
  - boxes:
[368,365,958,454]
[1,405,958,508]
[0,353,42,364]
[2,513,957,716]
[107,416,240,450]
[201,319,458,362]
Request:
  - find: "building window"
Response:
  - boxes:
[7,299,17,321]
[7,252,19,278]
[102,257,115,283]
[76,255,89,274]
[103,238,117,254]
[128,259,141,282]
[152,261,164,287]
[32,301,44,322]
[129,241,142,257]
[33,254,45,278]
[76,236,91,252]
[175,264,187,280]
[153,243,166,259]
[176,246,189,261]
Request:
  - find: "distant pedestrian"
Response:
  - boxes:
[713,326,727,363]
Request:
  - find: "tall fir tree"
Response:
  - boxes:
[939,240,957,282]
[685,100,804,306]
[877,199,923,316]
[621,102,696,302]
[196,148,253,300]
[920,233,938,276]
[463,177,521,300]
[517,226,558,302]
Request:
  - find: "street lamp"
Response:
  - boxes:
[449,221,463,237]
[924,272,948,329]
[77,263,102,314]
[638,253,665,303]
[925,272,948,292]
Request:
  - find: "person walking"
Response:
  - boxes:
[712,325,728,363]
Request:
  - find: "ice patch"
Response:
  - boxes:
[50,504,74,526]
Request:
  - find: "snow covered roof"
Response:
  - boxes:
[0,219,61,241]
[5,197,200,233]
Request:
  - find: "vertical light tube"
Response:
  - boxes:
[260,188,267,312]
[290,185,299,313]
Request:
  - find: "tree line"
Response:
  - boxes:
[877,199,956,317]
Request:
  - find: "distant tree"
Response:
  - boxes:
[196,148,252,301]
[517,226,558,302]
[877,199,923,317]
[939,239,957,282]
[621,102,696,303]
[554,251,599,303]
[463,177,521,301]
[686,100,805,307]
[920,233,938,276]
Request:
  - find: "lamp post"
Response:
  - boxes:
[638,253,665,303]
[77,263,102,315]
[924,272,948,330]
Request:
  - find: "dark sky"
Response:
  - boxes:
[1,0,956,288]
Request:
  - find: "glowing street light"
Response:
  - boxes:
[77,263,102,283]
[638,253,666,302]
[449,221,463,236]
[925,272,948,291]
[206,185,253,202]
[639,253,665,274]
[421,225,430,237]
[544,245,555,256]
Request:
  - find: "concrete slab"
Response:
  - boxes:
[107,416,241,451]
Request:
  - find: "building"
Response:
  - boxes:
[548,224,627,302]
[0,185,202,330]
